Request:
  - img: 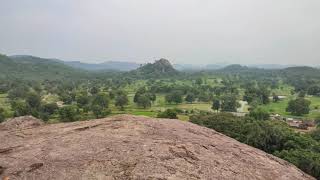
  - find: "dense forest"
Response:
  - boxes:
[1,53,320,178]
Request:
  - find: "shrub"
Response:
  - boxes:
[157,109,178,119]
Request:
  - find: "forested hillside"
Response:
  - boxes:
[0,54,91,80]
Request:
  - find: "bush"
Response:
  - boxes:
[59,106,79,122]
[157,109,178,119]
[274,149,320,179]
[92,105,111,118]
[249,107,270,120]
[189,113,320,179]
[0,107,5,123]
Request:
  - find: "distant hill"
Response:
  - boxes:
[247,64,293,69]
[281,66,320,78]
[63,61,140,71]
[128,58,179,78]
[0,54,89,80]
[174,63,293,71]
[217,64,255,73]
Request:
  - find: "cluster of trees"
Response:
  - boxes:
[2,81,133,122]
[165,91,183,104]
[190,113,320,178]
[243,83,270,107]
[133,87,156,108]
[308,85,320,96]
[211,95,240,112]
[9,89,59,121]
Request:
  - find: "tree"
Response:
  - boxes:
[212,99,220,112]
[92,93,109,108]
[11,100,29,117]
[133,87,147,103]
[259,87,270,104]
[0,107,5,123]
[315,115,320,127]
[286,98,311,116]
[243,86,270,105]
[76,94,90,108]
[41,103,58,115]
[91,105,111,118]
[26,92,41,109]
[60,93,73,104]
[133,88,156,108]
[195,78,203,85]
[249,107,270,120]
[115,94,129,110]
[136,95,151,109]
[198,93,211,102]
[165,91,183,104]
[157,109,178,119]
[147,93,157,103]
[220,95,240,112]
[185,93,195,103]
[308,85,320,96]
[273,93,280,102]
[310,128,320,141]
[90,86,99,95]
[59,106,79,122]
[298,91,306,98]
[109,90,116,99]
[8,86,29,100]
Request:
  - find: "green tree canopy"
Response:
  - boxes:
[286,98,311,116]
[59,106,79,122]
[115,94,129,110]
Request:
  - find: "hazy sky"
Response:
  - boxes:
[0,0,319,65]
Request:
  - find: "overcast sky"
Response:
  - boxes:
[0,0,319,65]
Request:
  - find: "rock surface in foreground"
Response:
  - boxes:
[0,115,315,180]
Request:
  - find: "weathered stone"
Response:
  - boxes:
[0,115,314,179]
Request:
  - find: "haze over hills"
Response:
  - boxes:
[62,60,140,71]
[1,53,319,81]
[4,54,315,72]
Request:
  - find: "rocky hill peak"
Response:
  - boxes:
[0,115,314,179]
[154,58,172,67]
[129,58,179,78]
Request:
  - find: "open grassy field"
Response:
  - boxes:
[259,96,320,119]
[259,97,292,117]
[306,96,320,119]
[109,92,216,120]
[271,83,294,96]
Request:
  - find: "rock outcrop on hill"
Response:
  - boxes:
[129,58,179,78]
[0,115,314,179]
